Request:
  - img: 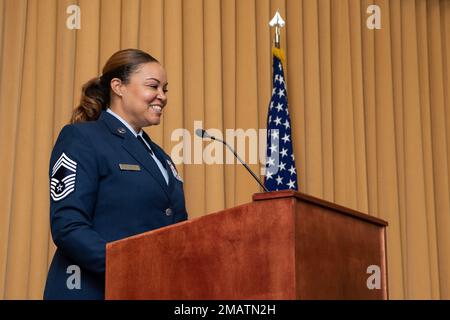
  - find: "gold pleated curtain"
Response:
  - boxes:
[0,0,449,300]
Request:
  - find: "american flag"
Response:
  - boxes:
[264,48,298,191]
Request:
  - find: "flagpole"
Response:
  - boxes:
[269,10,285,49]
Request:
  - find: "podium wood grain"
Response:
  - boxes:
[106,191,388,299]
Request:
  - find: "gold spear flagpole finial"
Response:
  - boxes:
[269,9,285,48]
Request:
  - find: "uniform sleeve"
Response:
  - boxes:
[49,124,106,275]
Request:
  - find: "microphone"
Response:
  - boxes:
[195,129,269,192]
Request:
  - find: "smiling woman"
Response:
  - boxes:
[109,61,168,131]
[71,49,165,125]
[43,49,188,300]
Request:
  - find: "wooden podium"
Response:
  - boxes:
[105,191,388,299]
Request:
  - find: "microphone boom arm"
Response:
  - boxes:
[212,136,269,193]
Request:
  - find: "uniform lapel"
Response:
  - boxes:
[122,134,171,195]
[99,111,171,198]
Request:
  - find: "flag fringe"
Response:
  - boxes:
[272,47,285,62]
[272,47,286,73]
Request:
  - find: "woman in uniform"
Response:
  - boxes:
[44,48,188,299]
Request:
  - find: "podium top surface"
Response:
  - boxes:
[253,190,388,227]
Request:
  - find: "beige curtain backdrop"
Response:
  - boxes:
[0,0,449,300]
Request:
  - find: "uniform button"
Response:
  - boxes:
[165,208,173,216]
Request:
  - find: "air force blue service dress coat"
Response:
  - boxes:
[44,111,188,300]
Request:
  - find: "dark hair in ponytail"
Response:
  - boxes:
[71,49,159,123]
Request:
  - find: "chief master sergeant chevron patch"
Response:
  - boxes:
[50,152,77,202]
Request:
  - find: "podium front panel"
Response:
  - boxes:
[106,191,388,299]
[106,199,298,299]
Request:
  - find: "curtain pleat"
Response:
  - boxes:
[286,0,305,195]
[141,0,164,144]
[221,0,236,209]
[204,0,225,214]
[349,0,369,213]
[162,0,184,176]
[332,0,359,209]
[317,0,334,202]
[0,0,449,299]
[439,0,450,298]
[23,0,43,299]
[0,0,28,300]
[33,0,59,300]
[427,0,450,298]
[235,0,260,205]
[375,0,405,300]
[416,0,440,299]
[255,0,270,139]
[303,0,325,199]
[182,0,205,217]
[100,0,121,70]
[3,0,35,299]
